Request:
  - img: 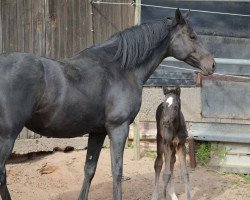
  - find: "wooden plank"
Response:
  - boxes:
[46,0,57,59]
[57,0,63,58]
[45,0,51,57]
[2,0,9,52]
[32,0,45,56]
[189,122,250,143]
[67,0,73,57]
[78,0,84,50]
[210,142,250,174]
[16,0,24,52]
[8,0,17,51]
[92,2,101,44]
[24,0,33,53]
[52,0,60,59]
[84,0,93,47]
[133,0,141,161]
[134,0,141,25]
[58,0,65,58]
[133,116,141,160]
[213,143,250,155]
[72,0,77,54]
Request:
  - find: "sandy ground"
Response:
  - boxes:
[5,148,250,200]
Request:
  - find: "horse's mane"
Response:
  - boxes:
[106,18,170,69]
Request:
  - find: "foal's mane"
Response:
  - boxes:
[107,18,170,69]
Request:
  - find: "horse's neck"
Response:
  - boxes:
[134,41,169,85]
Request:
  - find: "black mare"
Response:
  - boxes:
[0,9,215,200]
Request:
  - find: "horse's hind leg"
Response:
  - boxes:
[177,144,191,200]
[0,135,18,200]
[151,135,163,200]
[78,132,106,200]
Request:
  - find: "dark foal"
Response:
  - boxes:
[152,86,191,200]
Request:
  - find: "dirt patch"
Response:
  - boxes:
[6,149,250,200]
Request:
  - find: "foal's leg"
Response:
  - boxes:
[162,144,172,200]
[168,151,178,200]
[177,144,191,200]
[78,132,106,200]
[151,135,163,200]
[107,122,129,200]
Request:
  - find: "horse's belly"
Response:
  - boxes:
[25,109,105,138]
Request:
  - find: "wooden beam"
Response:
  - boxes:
[133,0,141,160]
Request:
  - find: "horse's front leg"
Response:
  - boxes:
[107,122,129,200]
[78,132,106,200]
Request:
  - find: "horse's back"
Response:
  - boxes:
[25,56,108,137]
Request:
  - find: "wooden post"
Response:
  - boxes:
[133,0,141,160]
[133,116,140,160]
[188,137,197,168]
[134,0,141,26]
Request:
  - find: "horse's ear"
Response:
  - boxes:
[175,85,181,96]
[163,86,169,95]
[175,8,185,24]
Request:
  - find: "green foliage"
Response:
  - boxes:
[195,142,230,166]
[239,174,250,184]
[196,143,212,165]
[244,175,250,183]
[126,142,134,149]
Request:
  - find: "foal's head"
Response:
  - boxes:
[167,9,216,75]
[162,86,181,126]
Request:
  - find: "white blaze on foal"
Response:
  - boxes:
[166,96,173,107]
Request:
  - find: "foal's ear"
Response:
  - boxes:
[163,86,169,95]
[175,8,185,24]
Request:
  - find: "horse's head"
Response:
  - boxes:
[162,86,181,125]
[167,9,216,75]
